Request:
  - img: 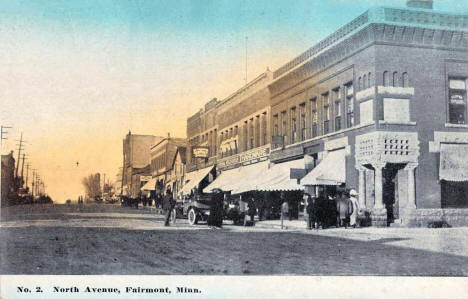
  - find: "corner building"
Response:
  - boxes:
[268,0,468,226]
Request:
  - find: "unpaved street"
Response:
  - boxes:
[1,204,468,275]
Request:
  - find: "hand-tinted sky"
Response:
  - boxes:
[1,0,466,202]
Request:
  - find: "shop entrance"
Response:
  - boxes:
[383,163,406,224]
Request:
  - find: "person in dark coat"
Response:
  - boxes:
[305,194,316,230]
[163,188,175,226]
[247,196,256,224]
[208,189,224,228]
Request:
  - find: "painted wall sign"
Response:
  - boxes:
[192,146,210,158]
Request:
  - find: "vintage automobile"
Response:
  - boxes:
[174,194,213,225]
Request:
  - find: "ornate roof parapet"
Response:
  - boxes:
[273,5,468,80]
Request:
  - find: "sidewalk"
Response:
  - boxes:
[254,219,308,230]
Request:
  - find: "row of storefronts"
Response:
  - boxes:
[123,1,468,226]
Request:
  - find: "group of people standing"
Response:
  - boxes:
[305,189,360,230]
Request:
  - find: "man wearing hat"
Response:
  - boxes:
[349,189,360,228]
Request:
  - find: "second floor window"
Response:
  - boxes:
[290,107,297,144]
[448,78,467,124]
[345,83,355,128]
[335,100,342,131]
[300,104,306,141]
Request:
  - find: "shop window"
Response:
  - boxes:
[441,181,468,208]
[345,82,354,128]
[383,71,390,87]
[359,100,373,124]
[448,78,467,124]
[384,98,410,122]
[392,72,399,87]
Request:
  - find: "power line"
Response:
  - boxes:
[1,125,13,147]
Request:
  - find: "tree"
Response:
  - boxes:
[82,173,102,199]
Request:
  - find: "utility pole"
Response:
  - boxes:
[103,173,106,194]
[15,132,25,179]
[25,163,30,192]
[1,125,12,148]
[20,153,26,187]
[31,170,36,197]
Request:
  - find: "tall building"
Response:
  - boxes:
[121,132,162,198]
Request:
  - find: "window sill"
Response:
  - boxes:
[379,120,417,126]
[445,123,468,128]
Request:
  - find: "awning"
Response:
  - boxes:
[203,161,269,194]
[141,177,157,191]
[440,143,468,182]
[301,149,346,186]
[254,159,305,192]
[179,166,214,195]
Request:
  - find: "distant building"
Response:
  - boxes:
[121,132,162,198]
[148,135,187,198]
[1,151,16,206]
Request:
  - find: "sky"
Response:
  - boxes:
[1,0,467,202]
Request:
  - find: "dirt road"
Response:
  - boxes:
[1,204,467,275]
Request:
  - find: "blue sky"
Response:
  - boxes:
[1,0,467,201]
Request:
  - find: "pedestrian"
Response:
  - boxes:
[280,192,289,229]
[238,196,248,226]
[349,189,360,228]
[247,196,256,225]
[305,194,316,230]
[336,192,353,228]
[163,188,175,226]
[208,189,224,228]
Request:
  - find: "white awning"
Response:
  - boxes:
[179,166,214,195]
[301,149,346,186]
[141,177,157,191]
[254,159,305,192]
[440,143,468,182]
[203,161,269,194]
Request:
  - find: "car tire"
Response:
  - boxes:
[188,208,198,225]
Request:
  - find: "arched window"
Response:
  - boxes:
[368,72,372,87]
[383,71,390,87]
[363,74,367,89]
[393,72,399,87]
[402,72,409,87]
[358,77,362,91]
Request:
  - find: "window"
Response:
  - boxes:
[402,72,409,88]
[335,100,342,131]
[383,71,390,87]
[234,126,238,136]
[368,72,372,87]
[214,129,217,156]
[358,77,362,91]
[281,110,287,141]
[393,72,399,87]
[363,74,367,89]
[310,98,318,138]
[448,78,468,124]
[243,122,248,151]
[262,113,267,146]
[273,114,279,137]
[345,83,355,128]
[255,116,260,147]
[299,104,306,141]
[323,93,330,134]
[249,119,254,149]
[290,107,297,144]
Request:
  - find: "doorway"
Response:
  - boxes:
[383,163,406,224]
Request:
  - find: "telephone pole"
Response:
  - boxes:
[15,132,25,179]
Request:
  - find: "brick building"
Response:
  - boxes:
[263,0,468,226]
[1,151,16,207]
[147,135,187,197]
[121,132,161,198]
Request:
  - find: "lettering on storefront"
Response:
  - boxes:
[140,176,152,182]
[192,146,210,158]
[218,146,270,170]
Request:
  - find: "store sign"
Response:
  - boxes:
[290,168,306,179]
[218,145,270,170]
[192,146,210,158]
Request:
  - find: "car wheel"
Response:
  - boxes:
[188,208,198,225]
